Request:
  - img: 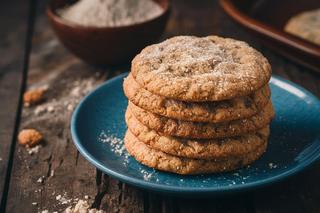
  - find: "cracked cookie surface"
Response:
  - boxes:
[131,35,271,101]
[124,74,271,123]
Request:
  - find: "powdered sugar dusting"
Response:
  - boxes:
[268,162,278,169]
[138,168,157,181]
[140,36,232,77]
[98,131,129,165]
[137,36,259,80]
[133,35,271,101]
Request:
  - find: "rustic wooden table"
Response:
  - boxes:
[1,0,320,212]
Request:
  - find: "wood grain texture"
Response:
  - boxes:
[4,0,320,212]
[0,0,29,209]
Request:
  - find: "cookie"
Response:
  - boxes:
[285,8,320,45]
[125,110,269,160]
[131,35,271,102]
[128,101,274,139]
[124,74,271,123]
[124,130,267,175]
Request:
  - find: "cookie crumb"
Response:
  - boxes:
[24,87,46,107]
[98,132,126,156]
[65,200,105,213]
[56,194,72,205]
[34,105,46,115]
[143,173,152,181]
[18,129,43,147]
[27,145,41,155]
[37,176,45,183]
[268,162,277,169]
[71,86,81,97]
[67,104,74,111]
[47,105,55,113]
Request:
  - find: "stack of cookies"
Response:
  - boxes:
[123,36,274,175]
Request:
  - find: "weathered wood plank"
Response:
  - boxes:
[5,1,145,212]
[0,0,31,210]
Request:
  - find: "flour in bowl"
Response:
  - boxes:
[59,0,164,27]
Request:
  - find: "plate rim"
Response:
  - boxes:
[71,72,320,194]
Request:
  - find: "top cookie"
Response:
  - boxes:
[131,35,271,102]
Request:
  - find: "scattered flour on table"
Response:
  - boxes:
[36,194,101,213]
[32,77,96,118]
[59,0,164,27]
[50,169,55,177]
[37,176,45,184]
[65,200,105,213]
[26,145,41,155]
[56,194,72,205]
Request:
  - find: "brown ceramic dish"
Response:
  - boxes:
[47,0,170,65]
[220,0,320,73]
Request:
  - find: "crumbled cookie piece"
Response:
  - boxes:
[18,129,43,147]
[24,88,46,107]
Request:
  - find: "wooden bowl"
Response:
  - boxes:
[220,0,320,73]
[47,0,170,65]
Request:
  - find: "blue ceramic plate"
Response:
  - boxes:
[71,73,320,195]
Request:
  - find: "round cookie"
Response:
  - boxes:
[131,35,271,102]
[124,74,271,123]
[285,8,320,45]
[124,130,267,175]
[125,110,270,160]
[128,101,275,139]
